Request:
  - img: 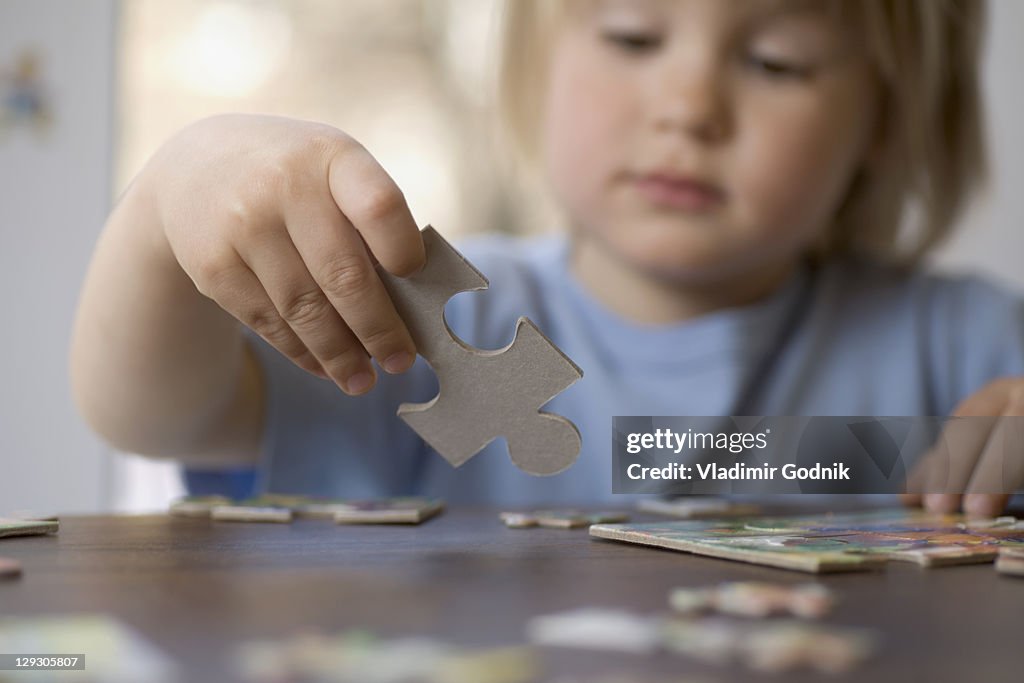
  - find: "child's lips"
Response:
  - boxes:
[631,173,725,211]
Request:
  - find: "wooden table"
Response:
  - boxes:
[2,509,1022,682]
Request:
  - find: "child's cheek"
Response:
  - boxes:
[542,35,631,228]
[736,106,869,246]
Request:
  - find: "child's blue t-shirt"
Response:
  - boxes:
[184,234,1024,505]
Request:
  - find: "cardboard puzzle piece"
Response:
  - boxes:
[377,227,583,476]
[235,631,537,683]
[527,607,873,674]
[210,505,293,523]
[0,557,23,579]
[169,495,446,525]
[500,509,629,529]
[333,498,445,525]
[669,582,835,619]
[0,517,58,539]
[637,497,761,519]
[0,615,178,682]
[661,618,875,674]
[996,546,1024,576]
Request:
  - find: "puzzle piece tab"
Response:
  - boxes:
[377,227,583,476]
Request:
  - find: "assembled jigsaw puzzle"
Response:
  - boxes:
[377,226,583,476]
[590,509,1024,573]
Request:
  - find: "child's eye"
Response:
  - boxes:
[744,53,813,80]
[602,30,663,54]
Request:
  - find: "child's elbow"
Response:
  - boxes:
[69,351,170,458]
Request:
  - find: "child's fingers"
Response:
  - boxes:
[962,494,1010,518]
[902,447,935,502]
[236,229,376,395]
[899,492,923,507]
[963,386,1024,517]
[198,257,326,380]
[283,195,417,376]
[327,142,425,277]
[923,493,962,514]
[920,417,995,513]
[902,452,944,508]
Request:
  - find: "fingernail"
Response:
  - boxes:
[382,351,413,374]
[345,372,374,395]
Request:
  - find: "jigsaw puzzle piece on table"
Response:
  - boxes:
[377,227,583,476]
[500,509,629,529]
[333,498,445,524]
[669,581,835,619]
[169,495,233,518]
[637,497,760,519]
[168,495,446,525]
[211,504,293,523]
[0,517,58,539]
[235,630,538,683]
[0,557,23,580]
[0,614,178,682]
[996,546,1024,576]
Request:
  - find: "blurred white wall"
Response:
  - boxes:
[934,0,1024,289]
[0,0,116,513]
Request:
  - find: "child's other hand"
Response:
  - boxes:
[902,378,1024,517]
[145,114,424,395]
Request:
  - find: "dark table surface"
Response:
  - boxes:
[2,508,1023,682]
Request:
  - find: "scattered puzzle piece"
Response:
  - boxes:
[211,505,293,523]
[169,495,446,525]
[377,227,583,476]
[0,517,58,539]
[0,614,178,682]
[526,608,662,654]
[528,606,874,674]
[169,495,232,517]
[500,510,629,529]
[669,582,834,619]
[0,557,23,579]
[888,544,999,567]
[637,497,760,519]
[235,631,537,683]
[661,618,875,674]
[996,546,1024,577]
[333,498,444,525]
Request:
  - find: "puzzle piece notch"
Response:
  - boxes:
[377,227,583,476]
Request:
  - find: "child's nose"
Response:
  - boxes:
[653,62,731,143]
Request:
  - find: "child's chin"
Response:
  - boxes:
[618,237,743,282]
[626,253,743,286]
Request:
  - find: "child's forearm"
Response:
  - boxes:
[70,171,262,465]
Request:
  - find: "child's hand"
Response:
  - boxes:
[902,378,1024,517]
[146,114,424,395]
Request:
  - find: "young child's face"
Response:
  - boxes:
[543,0,881,282]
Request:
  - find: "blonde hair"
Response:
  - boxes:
[498,0,988,265]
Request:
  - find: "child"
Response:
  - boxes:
[71,0,1022,513]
